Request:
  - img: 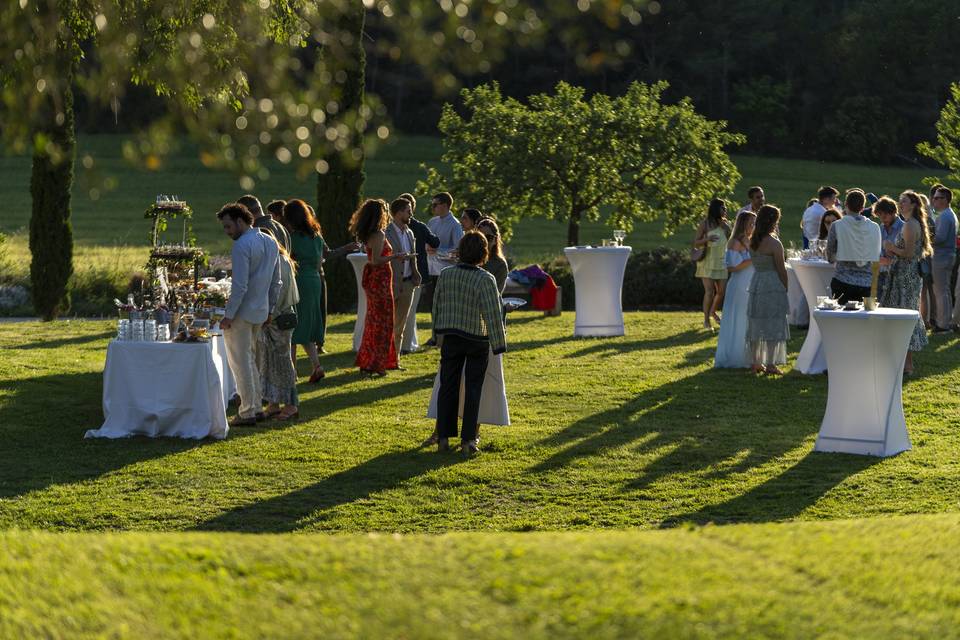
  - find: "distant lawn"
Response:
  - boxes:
[4,515,960,638]
[0,134,941,269]
[2,313,959,532]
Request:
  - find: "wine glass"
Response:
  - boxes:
[613,229,626,246]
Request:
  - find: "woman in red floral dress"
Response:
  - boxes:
[349,199,410,376]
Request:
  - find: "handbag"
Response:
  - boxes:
[274,310,298,330]
[690,246,706,262]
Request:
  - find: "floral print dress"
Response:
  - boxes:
[355,239,398,373]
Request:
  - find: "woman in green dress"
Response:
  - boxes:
[284,199,357,382]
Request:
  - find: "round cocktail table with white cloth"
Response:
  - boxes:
[785,263,810,326]
[812,308,918,457]
[347,252,369,352]
[85,340,229,440]
[427,253,457,277]
[788,258,836,374]
[426,349,509,425]
[563,246,632,337]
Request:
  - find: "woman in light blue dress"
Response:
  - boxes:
[714,210,756,368]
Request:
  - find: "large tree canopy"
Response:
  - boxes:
[418,81,744,246]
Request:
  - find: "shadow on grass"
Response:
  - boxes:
[530,361,882,524]
[0,371,205,499]
[194,447,459,532]
[561,329,709,359]
[14,330,116,350]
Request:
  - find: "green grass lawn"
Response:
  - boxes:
[2,314,960,636]
[0,135,940,269]
[3,313,959,532]
[4,515,960,638]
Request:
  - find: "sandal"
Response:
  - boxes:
[278,409,299,421]
[308,367,325,383]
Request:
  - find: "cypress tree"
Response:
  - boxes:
[29,53,75,321]
[316,3,366,312]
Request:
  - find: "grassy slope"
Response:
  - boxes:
[3,515,960,638]
[2,314,958,532]
[0,135,938,265]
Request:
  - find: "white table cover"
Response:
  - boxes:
[427,254,457,277]
[347,252,369,352]
[212,333,237,405]
[785,263,810,326]
[812,308,918,457]
[564,246,632,337]
[86,340,229,440]
[426,350,510,425]
[789,259,836,374]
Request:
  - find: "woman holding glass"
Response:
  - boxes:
[693,198,732,330]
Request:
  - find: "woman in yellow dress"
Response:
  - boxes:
[693,198,732,330]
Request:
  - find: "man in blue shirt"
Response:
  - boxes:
[876,203,904,297]
[218,203,282,426]
[930,187,958,332]
[423,192,464,346]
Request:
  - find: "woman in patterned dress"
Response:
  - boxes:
[879,193,931,375]
[349,199,411,376]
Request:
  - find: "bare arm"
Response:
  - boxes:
[693,221,709,247]
[726,239,752,272]
[367,231,408,266]
[886,221,917,259]
[771,238,788,289]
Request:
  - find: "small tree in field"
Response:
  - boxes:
[918,82,960,190]
[418,82,744,246]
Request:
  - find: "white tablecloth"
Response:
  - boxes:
[564,246,632,337]
[789,259,836,374]
[403,288,421,352]
[426,350,510,425]
[86,340,229,440]
[348,252,369,352]
[785,263,809,327]
[812,308,918,457]
[212,333,237,405]
[427,254,457,277]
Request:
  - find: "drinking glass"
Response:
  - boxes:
[613,229,626,246]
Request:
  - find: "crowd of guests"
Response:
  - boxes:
[215,191,509,455]
[705,182,958,376]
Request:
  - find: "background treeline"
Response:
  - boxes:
[74,0,958,165]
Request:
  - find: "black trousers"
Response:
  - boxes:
[830,277,871,304]
[436,334,489,442]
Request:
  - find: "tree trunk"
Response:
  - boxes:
[316,3,366,313]
[30,54,75,321]
[566,209,581,247]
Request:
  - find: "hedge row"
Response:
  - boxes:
[544,247,703,311]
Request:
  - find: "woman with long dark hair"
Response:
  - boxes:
[745,205,790,375]
[350,198,410,376]
[817,209,842,240]
[693,198,732,330]
[880,192,931,374]
[460,207,483,233]
[285,199,356,382]
[476,217,508,293]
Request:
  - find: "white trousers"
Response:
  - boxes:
[224,317,262,418]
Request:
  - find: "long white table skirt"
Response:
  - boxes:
[785,263,810,326]
[789,259,836,374]
[813,308,918,457]
[85,340,229,440]
[426,350,510,425]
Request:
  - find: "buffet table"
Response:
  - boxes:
[563,246,632,337]
[85,340,230,440]
[213,333,237,406]
[788,258,836,374]
[347,252,369,352]
[812,308,918,457]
